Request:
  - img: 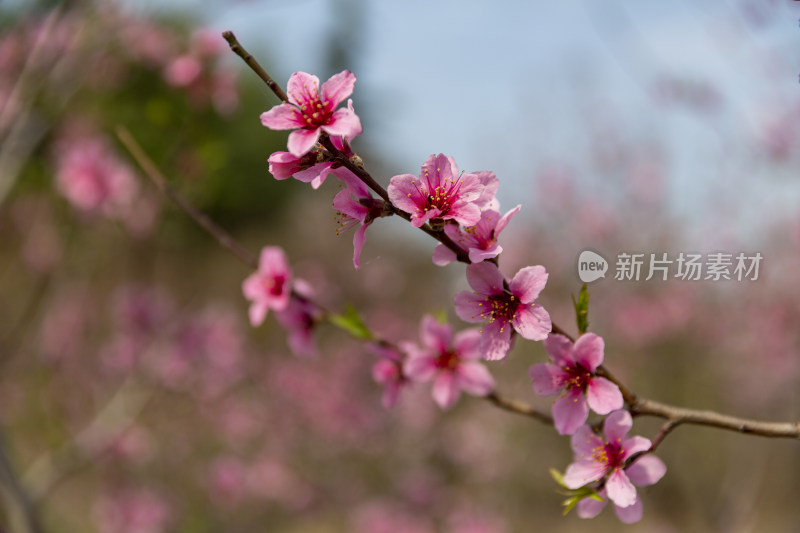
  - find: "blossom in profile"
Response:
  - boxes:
[268,134,356,189]
[332,169,385,269]
[403,315,494,409]
[529,333,623,435]
[432,205,521,266]
[563,410,667,524]
[260,70,362,157]
[388,154,485,228]
[241,246,292,326]
[275,279,319,357]
[454,262,551,360]
[370,343,408,409]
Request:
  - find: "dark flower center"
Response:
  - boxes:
[435,350,459,370]
[296,89,332,128]
[481,292,522,328]
[561,363,593,392]
[593,440,625,471]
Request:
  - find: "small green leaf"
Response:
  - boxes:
[572,283,590,335]
[329,305,373,340]
[549,468,567,488]
[431,309,449,324]
[562,495,581,516]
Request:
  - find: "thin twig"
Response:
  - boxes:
[597,365,800,439]
[116,126,258,270]
[222,31,288,103]
[485,392,553,424]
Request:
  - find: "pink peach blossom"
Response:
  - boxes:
[563,410,666,523]
[260,70,362,157]
[332,169,385,269]
[454,262,551,360]
[370,343,409,409]
[275,279,319,357]
[403,315,494,409]
[241,246,292,326]
[268,134,355,189]
[529,333,623,435]
[388,154,486,228]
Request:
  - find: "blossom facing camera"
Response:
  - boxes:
[388,154,485,228]
[529,333,623,435]
[563,410,667,524]
[260,70,362,157]
[241,246,292,326]
[454,262,551,360]
[403,315,494,409]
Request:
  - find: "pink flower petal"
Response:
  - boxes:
[495,204,521,235]
[260,246,289,275]
[267,151,303,180]
[319,70,356,107]
[605,469,637,508]
[577,494,607,519]
[294,163,331,186]
[621,435,652,460]
[626,455,666,486]
[248,301,268,327]
[432,372,460,409]
[479,320,512,361]
[260,104,303,130]
[404,354,438,382]
[472,170,499,210]
[585,377,623,415]
[372,359,398,384]
[449,201,481,227]
[387,173,424,214]
[509,265,548,303]
[286,72,320,105]
[241,273,262,300]
[563,460,606,489]
[529,363,567,396]
[543,333,575,366]
[467,243,501,264]
[613,496,643,524]
[455,362,495,395]
[453,291,487,323]
[453,328,482,360]
[603,410,633,443]
[420,315,452,353]
[448,172,483,204]
[322,106,362,140]
[512,304,551,341]
[432,244,457,266]
[570,424,604,457]
[410,207,440,228]
[352,222,369,269]
[553,390,589,435]
[287,128,321,157]
[286,327,317,357]
[572,333,604,370]
[465,262,505,295]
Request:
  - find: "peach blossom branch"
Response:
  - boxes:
[121,104,800,445]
